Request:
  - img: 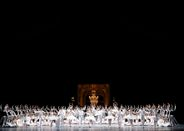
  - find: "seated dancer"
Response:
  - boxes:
[157,116,170,127]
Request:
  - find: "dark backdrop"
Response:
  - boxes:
[2,13,183,124]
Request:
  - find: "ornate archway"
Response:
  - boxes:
[78,84,110,107]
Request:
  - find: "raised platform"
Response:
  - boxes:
[0,124,184,131]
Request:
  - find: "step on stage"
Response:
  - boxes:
[1,124,184,131]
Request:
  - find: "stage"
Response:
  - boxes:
[0,124,184,131]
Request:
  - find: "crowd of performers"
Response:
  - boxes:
[0,103,178,128]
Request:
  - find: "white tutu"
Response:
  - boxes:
[85,116,96,122]
[105,115,114,120]
[157,118,170,127]
[67,115,76,120]
[49,115,57,121]
[67,115,79,123]
[16,118,24,127]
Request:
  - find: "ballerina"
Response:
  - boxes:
[0,106,7,127]
[57,107,65,127]
[169,104,178,126]
[34,109,45,127]
[152,104,159,127]
[126,106,134,126]
[105,107,114,127]
[95,106,103,124]
[4,105,17,127]
[117,107,123,128]
[78,107,85,127]
[30,112,37,126]
[139,106,145,126]
[66,107,78,127]
[85,107,96,128]
[0,103,178,128]
[24,112,31,126]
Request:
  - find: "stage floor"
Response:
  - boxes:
[0,124,184,131]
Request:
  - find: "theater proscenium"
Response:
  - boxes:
[78,84,110,107]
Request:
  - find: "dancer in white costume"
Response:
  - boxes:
[0,103,178,128]
[85,107,96,128]
[78,107,85,127]
[127,107,134,126]
[157,116,170,127]
[139,106,145,126]
[34,109,45,127]
[25,113,31,126]
[57,107,65,127]
[152,104,159,127]
[4,105,17,127]
[95,106,104,124]
[117,107,124,128]
[30,112,37,126]
[66,108,78,127]
[105,107,114,127]
[49,111,57,127]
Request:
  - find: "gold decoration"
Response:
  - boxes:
[89,90,99,106]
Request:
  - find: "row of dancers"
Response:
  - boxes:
[0,103,178,128]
